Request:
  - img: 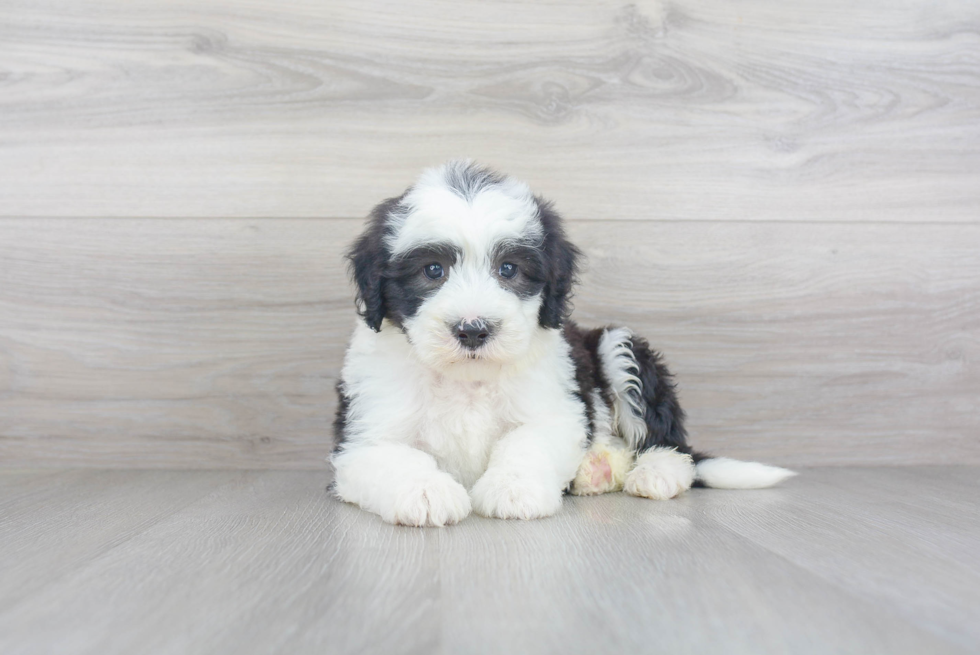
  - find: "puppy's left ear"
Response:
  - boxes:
[347,197,399,331]
[536,200,581,329]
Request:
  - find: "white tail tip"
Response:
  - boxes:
[695,457,797,489]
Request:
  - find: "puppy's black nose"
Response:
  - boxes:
[455,320,492,350]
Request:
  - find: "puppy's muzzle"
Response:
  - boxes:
[453,319,495,350]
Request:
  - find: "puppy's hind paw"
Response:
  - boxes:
[624,447,695,500]
[570,445,632,496]
[387,473,472,527]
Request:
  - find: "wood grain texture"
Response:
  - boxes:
[1,471,442,655]
[0,218,344,468]
[1,0,978,220]
[1,218,977,468]
[574,220,980,465]
[0,468,977,654]
[702,467,980,649]
[0,469,244,611]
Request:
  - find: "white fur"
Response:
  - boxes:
[570,392,633,496]
[334,319,588,524]
[332,442,471,526]
[624,447,696,500]
[597,327,647,449]
[401,264,543,374]
[571,441,633,496]
[332,161,795,526]
[333,163,589,525]
[386,162,541,259]
[695,457,797,489]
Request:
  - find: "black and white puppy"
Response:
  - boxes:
[332,161,795,526]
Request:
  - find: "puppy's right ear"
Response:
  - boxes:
[347,197,399,332]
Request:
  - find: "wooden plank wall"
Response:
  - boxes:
[1,0,978,468]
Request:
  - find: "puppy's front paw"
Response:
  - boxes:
[470,470,562,520]
[624,448,695,500]
[388,473,472,527]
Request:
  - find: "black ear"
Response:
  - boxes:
[347,197,400,331]
[536,200,581,329]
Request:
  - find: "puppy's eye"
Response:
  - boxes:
[498,262,518,279]
[423,263,444,280]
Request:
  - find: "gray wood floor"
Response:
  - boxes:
[1,467,977,654]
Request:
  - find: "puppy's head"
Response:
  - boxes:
[348,161,579,370]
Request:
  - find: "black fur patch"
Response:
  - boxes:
[563,322,708,467]
[347,198,464,331]
[384,242,460,328]
[443,161,504,201]
[624,334,708,463]
[534,200,581,329]
[333,380,351,452]
[346,196,403,332]
[562,321,617,443]
[490,241,548,299]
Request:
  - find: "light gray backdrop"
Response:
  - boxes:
[1,0,977,468]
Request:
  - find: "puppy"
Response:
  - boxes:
[331,161,795,526]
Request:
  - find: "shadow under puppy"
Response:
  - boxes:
[332,161,795,526]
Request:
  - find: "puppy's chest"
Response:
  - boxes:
[415,376,516,487]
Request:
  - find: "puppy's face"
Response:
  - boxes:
[348,162,579,372]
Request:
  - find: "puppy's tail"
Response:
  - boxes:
[694,457,797,489]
